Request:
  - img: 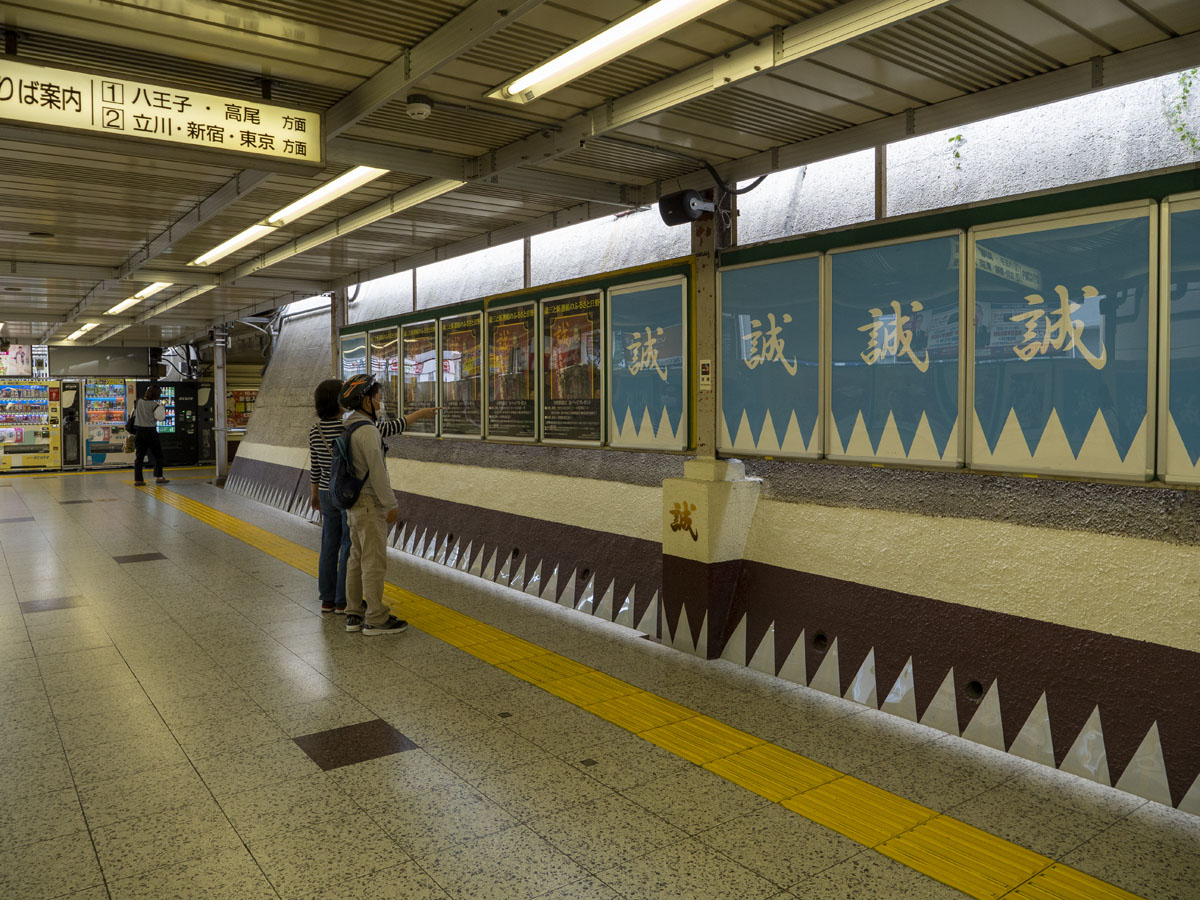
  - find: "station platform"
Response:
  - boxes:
[1,469,1195,900]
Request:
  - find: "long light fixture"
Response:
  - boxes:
[497,0,732,102]
[105,281,175,315]
[268,166,388,226]
[67,322,97,341]
[189,224,277,267]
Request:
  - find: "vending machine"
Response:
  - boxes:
[134,381,200,466]
[60,381,83,469]
[83,377,134,468]
[0,380,62,471]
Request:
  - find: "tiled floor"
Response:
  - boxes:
[1,469,1197,900]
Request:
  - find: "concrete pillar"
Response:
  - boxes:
[213,325,228,481]
[330,289,346,377]
[875,144,888,219]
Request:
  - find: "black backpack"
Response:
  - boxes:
[329,420,371,510]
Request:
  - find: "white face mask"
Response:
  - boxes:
[375,400,386,419]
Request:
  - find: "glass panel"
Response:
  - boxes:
[972,214,1151,478]
[440,312,482,437]
[719,257,820,456]
[830,235,961,464]
[1165,205,1200,481]
[340,334,367,381]
[401,321,438,434]
[368,329,398,410]
[542,292,602,443]
[609,278,687,450]
[486,302,537,439]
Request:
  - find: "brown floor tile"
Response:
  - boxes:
[113,552,168,564]
[293,718,418,771]
[19,596,88,614]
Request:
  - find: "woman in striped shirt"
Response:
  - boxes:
[308,379,422,613]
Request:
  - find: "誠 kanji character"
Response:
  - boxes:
[626,327,668,382]
[858,300,929,372]
[1010,284,1106,370]
[742,312,798,375]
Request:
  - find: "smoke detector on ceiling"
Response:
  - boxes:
[406,94,433,120]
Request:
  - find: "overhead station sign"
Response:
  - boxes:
[0,59,322,165]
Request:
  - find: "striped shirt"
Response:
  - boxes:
[308,415,406,490]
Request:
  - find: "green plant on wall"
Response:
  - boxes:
[1165,67,1200,154]
[948,133,965,171]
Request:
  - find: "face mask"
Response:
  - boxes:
[376,400,387,419]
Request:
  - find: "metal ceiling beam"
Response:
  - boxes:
[9,261,326,294]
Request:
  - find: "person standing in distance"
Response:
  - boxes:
[308,378,433,614]
[133,385,170,486]
[339,373,437,634]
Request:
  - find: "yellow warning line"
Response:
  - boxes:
[139,483,1145,900]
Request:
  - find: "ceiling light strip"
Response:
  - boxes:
[268,166,389,226]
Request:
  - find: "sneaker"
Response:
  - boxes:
[155,477,171,484]
[334,607,347,615]
[345,614,364,633]
[363,616,408,636]
[320,601,336,613]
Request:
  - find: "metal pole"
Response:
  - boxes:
[874,143,888,220]
[213,325,228,480]
[331,289,346,377]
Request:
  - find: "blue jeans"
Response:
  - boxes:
[318,489,351,609]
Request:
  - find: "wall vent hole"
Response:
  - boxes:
[580,568,590,582]
[965,680,984,701]
[511,547,520,558]
[812,632,829,651]
[446,534,453,544]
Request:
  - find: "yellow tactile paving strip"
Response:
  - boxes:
[140,484,1146,900]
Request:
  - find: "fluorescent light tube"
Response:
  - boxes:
[189,224,277,267]
[67,322,98,341]
[106,281,174,315]
[268,166,389,226]
[504,0,731,101]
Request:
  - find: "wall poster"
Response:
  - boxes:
[0,345,32,377]
[486,301,537,440]
[368,328,398,411]
[1163,196,1200,483]
[401,320,438,435]
[340,334,367,381]
[828,233,963,465]
[440,312,482,437]
[542,291,603,443]
[970,204,1155,479]
[719,255,820,457]
[608,276,688,450]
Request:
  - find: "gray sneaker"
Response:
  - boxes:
[345,614,364,633]
[363,616,408,636]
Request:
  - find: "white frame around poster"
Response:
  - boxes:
[606,274,689,451]
[367,326,400,412]
[824,230,966,468]
[717,252,822,459]
[966,201,1157,480]
[438,311,484,440]
[400,319,439,439]
[1158,192,1200,484]
[539,288,605,447]
[483,299,540,443]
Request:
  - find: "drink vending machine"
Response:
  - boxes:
[0,380,62,471]
[60,381,83,469]
[134,381,200,466]
[83,378,135,468]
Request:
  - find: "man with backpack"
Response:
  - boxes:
[335,373,437,635]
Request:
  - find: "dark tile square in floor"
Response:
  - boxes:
[58,499,93,505]
[20,595,88,614]
[293,719,418,771]
[0,516,35,524]
[112,552,168,564]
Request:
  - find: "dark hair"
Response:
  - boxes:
[144,385,161,400]
[314,379,343,419]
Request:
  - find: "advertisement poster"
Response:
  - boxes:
[542,292,602,442]
[369,328,399,408]
[486,302,536,439]
[440,313,482,437]
[227,390,257,430]
[719,256,820,456]
[402,321,438,434]
[609,277,687,449]
[0,345,32,376]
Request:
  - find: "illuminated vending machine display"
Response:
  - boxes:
[0,380,62,471]
[84,377,133,468]
[157,385,177,433]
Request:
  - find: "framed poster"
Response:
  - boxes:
[340,333,367,380]
[368,327,399,410]
[969,203,1155,479]
[719,255,820,457]
[1159,195,1200,483]
[440,312,483,438]
[608,276,688,450]
[0,345,32,377]
[401,320,438,435]
[486,301,537,440]
[541,291,603,444]
[828,233,963,465]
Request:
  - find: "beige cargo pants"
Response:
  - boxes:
[345,494,391,627]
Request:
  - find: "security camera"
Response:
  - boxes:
[658,189,714,226]
[406,94,433,120]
